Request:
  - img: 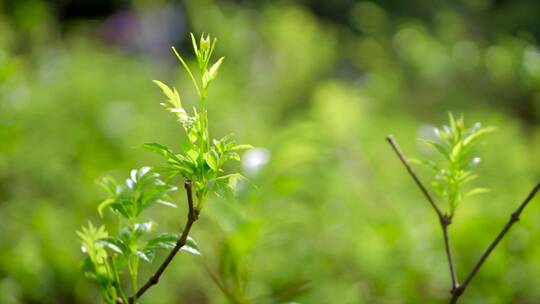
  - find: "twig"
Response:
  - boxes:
[386,135,445,220]
[127,180,199,303]
[449,183,540,303]
[442,222,459,290]
[386,135,459,289]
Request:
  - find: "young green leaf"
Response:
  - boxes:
[229,144,254,151]
[136,251,152,263]
[153,80,181,108]
[97,198,115,217]
[181,236,201,255]
[97,176,118,196]
[204,152,219,171]
[98,237,130,256]
[146,232,179,250]
[96,167,177,219]
[415,113,494,214]
[203,57,225,88]
[465,188,490,197]
[143,143,178,159]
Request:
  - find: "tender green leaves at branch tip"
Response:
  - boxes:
[77,222,121,303]
[189,33,222,80]
[96,167,177,219]
[152,80,192,128]
[147,33,252,212]
[203,57,225,89]
[414,112,496,215]
[170,33,225,98]
[78,222,109,271]
[78,219,201,302]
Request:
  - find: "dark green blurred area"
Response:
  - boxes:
[1,0,540,303]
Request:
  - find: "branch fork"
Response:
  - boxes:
[387,135,540,303]
[120,180,200,304]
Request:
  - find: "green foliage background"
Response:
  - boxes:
[1,0,540,303]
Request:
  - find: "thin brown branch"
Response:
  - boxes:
[386,135,445,220]
[128,180,199,303]
[387,135,540,303]
[386,135,459,293]
[442,222,459,290]
[450,182,540,303]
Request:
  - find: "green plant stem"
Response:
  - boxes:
[127,180,199,303]
[199,91,210,153]
[128,256,139,304]
[112,258,129,304]
[449,182,540,303]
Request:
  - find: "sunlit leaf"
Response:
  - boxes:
[408,158,440,172]
[204,152,218,171]
[96,176,118,196]
[98,237,130,255]
[419,139,450,160]
[136,250,151,263]
[181,236,201,255]
[418,113,494,214]
[143,143,178,160]
[153,80,181,109]
[465,188,490,197]
[156,200,177,208]
[203,57,225,88]
[134,221,154,235]
[187,149,199,163]
[97,198,115,217]
[229,144,254,151]
[463,126,497,147]
[146,232,179,250]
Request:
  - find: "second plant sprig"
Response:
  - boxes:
[387,113,540,303]
[411,113,496,217]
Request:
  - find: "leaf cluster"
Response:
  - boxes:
[78,167,201,303]
[413,113,496,215]
[97,167,177,219]
[145,34,252,211]
[78,222,120,303]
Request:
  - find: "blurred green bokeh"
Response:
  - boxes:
[1,0,540,303]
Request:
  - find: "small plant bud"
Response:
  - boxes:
[199,34,210,54]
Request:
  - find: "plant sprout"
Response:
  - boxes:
[146,33,252,212]
[412,113,496,216]
[387,114,540,303]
